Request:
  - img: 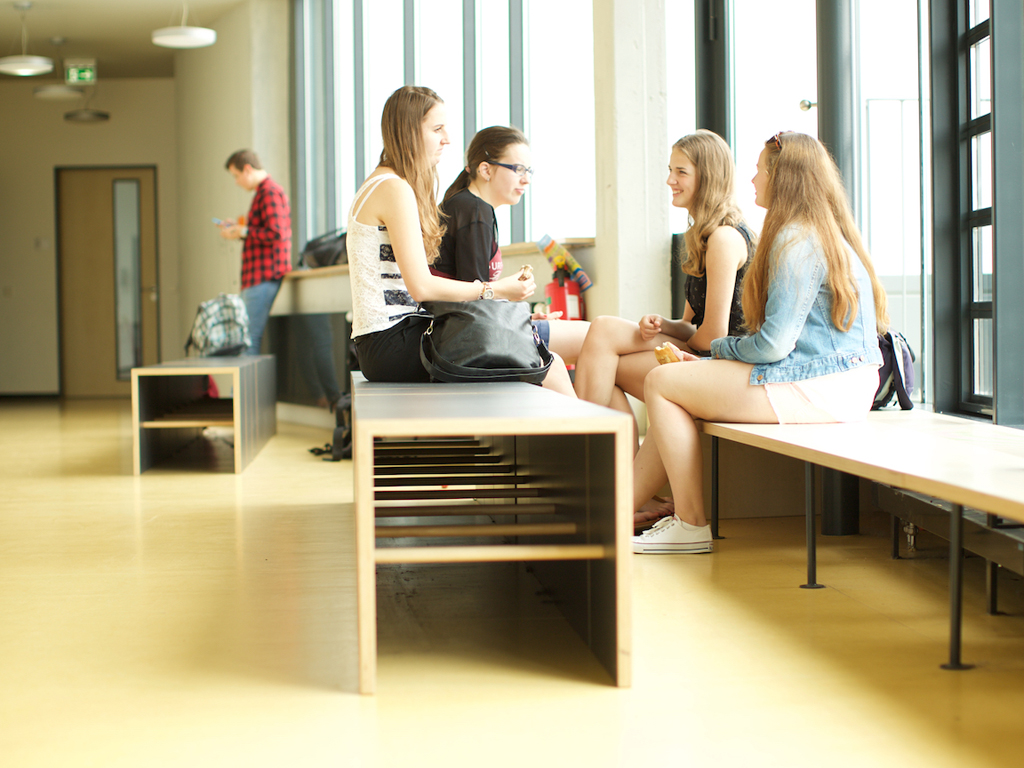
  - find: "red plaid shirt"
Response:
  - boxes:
[241,176,292,289]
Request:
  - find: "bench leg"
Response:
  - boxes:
[710,436,723,540]
[801,462,824,589]
[890,515,901,559]
[986,560,1000,615]
[985,514,1001,615]
[941,502,973,670]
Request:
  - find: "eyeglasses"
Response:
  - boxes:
[768,132,784,151]
[488,160,534,179]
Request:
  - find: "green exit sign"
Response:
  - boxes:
[66,66,95,83]
[64,58,97,85]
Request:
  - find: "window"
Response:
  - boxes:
[295,0,599,248]
[930,0,1024,423]
[858,0,927,400]
[961,10,992,412]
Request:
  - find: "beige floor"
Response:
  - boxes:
[2,398,1024,767]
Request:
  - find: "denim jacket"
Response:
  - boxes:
[710,226,882,384]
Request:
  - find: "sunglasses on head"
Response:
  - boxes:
[768,132,783,151]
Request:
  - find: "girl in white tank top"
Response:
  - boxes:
[347,86,561,387]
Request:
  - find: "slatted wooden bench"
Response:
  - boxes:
[131,356,276,474]
[699,409,1024,669]
[350,372,633,694]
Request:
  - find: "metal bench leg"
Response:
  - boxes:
[711,436,723,540]
[890,515,901,559]
[985,514,1001,615]
[986,560,1000,615]
[941,502,973,670]
[801,462,824,589]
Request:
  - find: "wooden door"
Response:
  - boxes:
[58,168,159,397]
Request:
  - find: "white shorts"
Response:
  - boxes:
[763,365,880,424]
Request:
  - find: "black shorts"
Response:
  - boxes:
[353,314,433,382]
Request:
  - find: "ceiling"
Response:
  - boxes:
[0,0,245,79]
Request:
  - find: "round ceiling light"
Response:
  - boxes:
[151,26,216,48]
[0,53,53,76]
[65,108,110,123]
[34,83,85,100]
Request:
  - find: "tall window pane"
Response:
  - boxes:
[478,0,512,240]
[970,37,991,119]
[858,0,925,393]
[972,225,992,302]
[969,0,989,27]
[418,0,465,206]
[334,0,357,218]
[363,0,405,175]
[526,0,595,241]
[666,0,696,236]
[731,0,818,231]
[973,317,992,397]
[971,131,992,211]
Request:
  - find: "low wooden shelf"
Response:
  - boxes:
[131,356,276,474]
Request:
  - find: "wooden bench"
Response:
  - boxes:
[131,356,276,474]
[350,373,633,694]
[699,409,1024,669]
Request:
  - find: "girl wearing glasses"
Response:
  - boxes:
[631,132,887,554]
[573,130,755,522]
[347,86,538,382]
[436,126,591,381]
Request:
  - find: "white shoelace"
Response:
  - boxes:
[640,515,678,538]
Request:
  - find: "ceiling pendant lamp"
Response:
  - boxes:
[152,2,216,49]
[0,2,54,77]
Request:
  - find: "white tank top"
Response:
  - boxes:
[347,173,421,337]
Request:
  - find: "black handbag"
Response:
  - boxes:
[300,228,347,268]
[419,300,553,384]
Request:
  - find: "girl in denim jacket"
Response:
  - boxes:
[632,132,889,554]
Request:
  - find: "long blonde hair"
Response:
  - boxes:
[742,132,889,334]
[379,85,445,263]
[675,130,751,277]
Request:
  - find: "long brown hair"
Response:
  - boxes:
[379,85,445,263]
[675,130,751,277]
[742,132,889,334]
[443,125,529,203]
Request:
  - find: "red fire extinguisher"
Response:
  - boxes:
[544,268,585,321]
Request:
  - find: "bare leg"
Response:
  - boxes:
[642,359,777,525]
[541,352,577,398]
[574,315,689,408]
[544,319,591,365]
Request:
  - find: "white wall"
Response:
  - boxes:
[174,0,291,352]
[0,78,179,394]
[0,0,290,395]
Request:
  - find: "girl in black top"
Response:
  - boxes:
[436,127,590,396]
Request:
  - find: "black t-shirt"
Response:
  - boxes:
[433,188,502,282]
[684,221,755,337]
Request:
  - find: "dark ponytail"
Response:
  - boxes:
[443,169,473,202]
[443,125,529,203]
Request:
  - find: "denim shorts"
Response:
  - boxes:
[532,320,551,347]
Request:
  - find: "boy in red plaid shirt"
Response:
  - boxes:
[220,149,292,354]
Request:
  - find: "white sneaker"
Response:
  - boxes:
[631,515,713,554]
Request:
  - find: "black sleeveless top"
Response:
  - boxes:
[683,222,755,338]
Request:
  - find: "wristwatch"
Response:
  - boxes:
[479,281,494,300]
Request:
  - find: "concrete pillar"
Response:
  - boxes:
[591,0,671,321]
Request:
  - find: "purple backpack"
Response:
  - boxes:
[873,330,915,410]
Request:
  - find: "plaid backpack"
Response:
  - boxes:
[185,293,252,357]
[872,330,915,410]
